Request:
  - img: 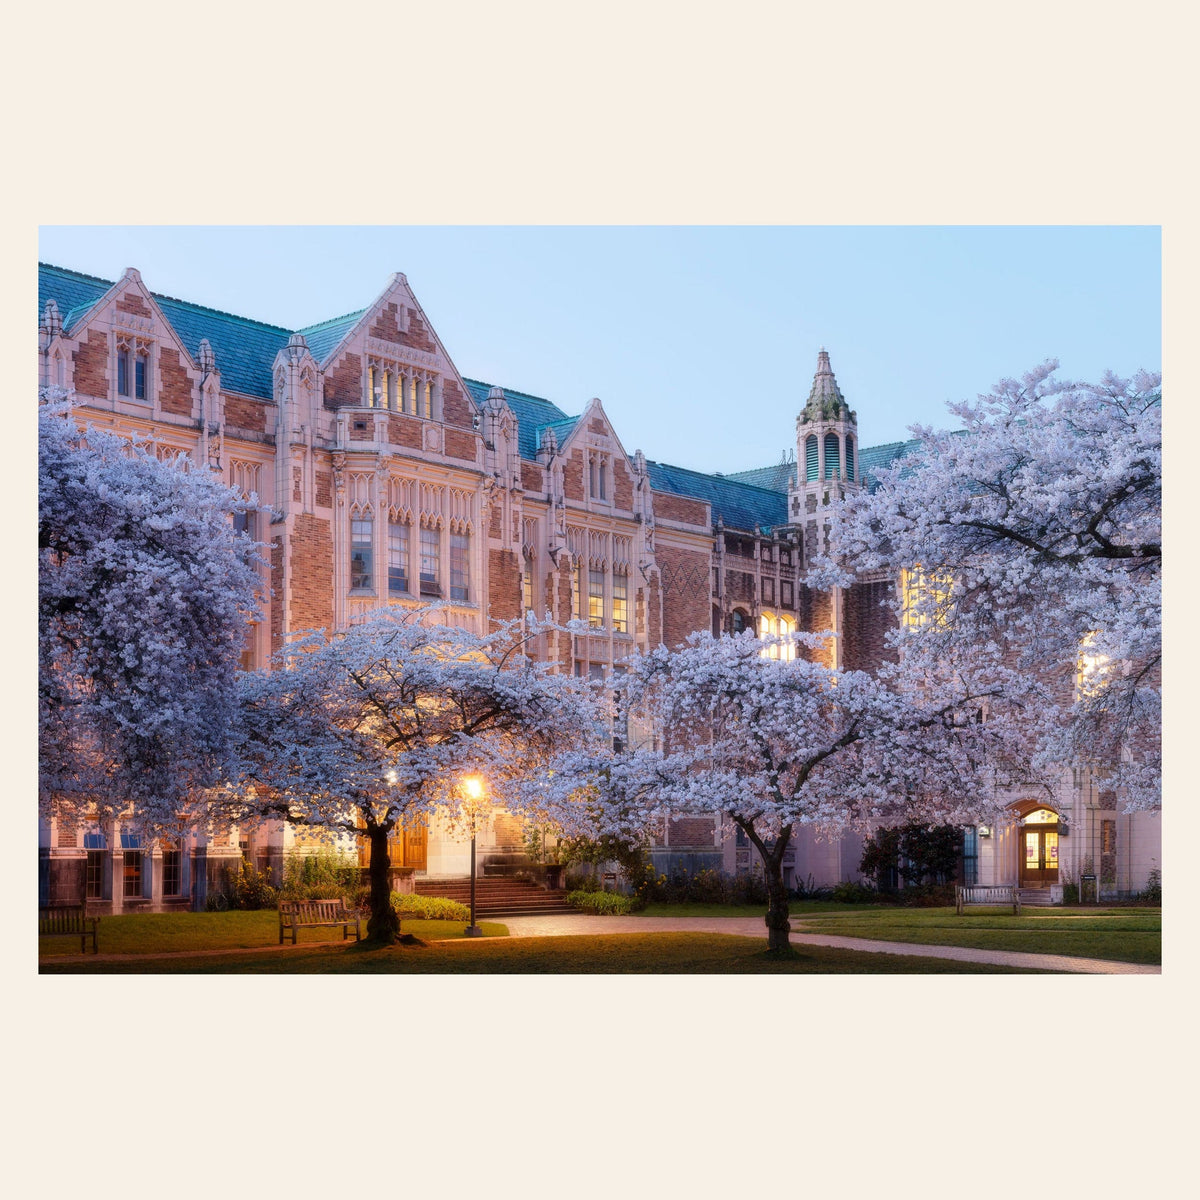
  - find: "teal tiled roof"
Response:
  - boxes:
[462,379,575,460]
[38,264,110,325]
[297,310,367,365]
[729,439,925,496]
[646,461,787,533]
[856,438,923,489]
[726,462,796,492]
[153,294,290,398]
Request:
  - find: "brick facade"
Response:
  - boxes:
[158,347,192,418]
[225,394,267,434]
[290,515,334,633]
[72,329,108,398]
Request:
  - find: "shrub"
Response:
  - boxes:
[830,880,880,905]
[234,862,279,910]
[280,849,360,903]
[567,889,641,915]
[390,892,471,921]
[1140,868,1162,904]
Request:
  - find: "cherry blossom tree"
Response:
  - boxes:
[223,609,603,943]
[544,630,1042,951]
[813,362,1161,810]
[39,391,262,830]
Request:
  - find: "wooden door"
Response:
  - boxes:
[1020,827,1060,886]
[401,822,427,871]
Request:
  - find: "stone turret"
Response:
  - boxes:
[788,348,861,555]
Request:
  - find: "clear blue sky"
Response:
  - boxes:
[38,226,1160,475]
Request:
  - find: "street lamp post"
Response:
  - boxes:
[464,775,484,937]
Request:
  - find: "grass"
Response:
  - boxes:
[37,910,507,957]
[39,931,1049,974]
[792,905,1161,965]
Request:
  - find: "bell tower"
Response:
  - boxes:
[788,348,859,559]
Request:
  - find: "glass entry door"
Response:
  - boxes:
[1020,812,1060,886]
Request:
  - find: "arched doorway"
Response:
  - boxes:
[1016,804,1061,887]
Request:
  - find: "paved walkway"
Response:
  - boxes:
[495,914,1161,974]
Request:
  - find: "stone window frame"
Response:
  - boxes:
[114,330,154,405]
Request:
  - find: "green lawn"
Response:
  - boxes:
[40,931,1048,974]
[37,910,507,957]
[792,906,1161,965]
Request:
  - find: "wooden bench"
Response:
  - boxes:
[39,906,99,953]
[956,885,1021,915]
[278,899,361,945]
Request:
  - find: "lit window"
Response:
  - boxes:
[367,366,378,407]
[420,527,441,597]
[612,570,628,634]
[121,832,143,898]
[388,521,409,595]
[758,612,797,661]
[573,564,584,621]
[901,565,952,628]
[523,569,535,616]
[350,517,374,591]
[450,532,470,602]
[1076,632,1110,700]
[589,569,605,629]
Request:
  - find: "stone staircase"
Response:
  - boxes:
[414,876,574,917]
[1018,888,1056,907]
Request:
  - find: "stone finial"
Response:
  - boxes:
[288,332,309,349]
[802,347,851,422]
[197,338,216,374]
[633,448,647,475]
[539,426,559,458]
[41,299,62,337]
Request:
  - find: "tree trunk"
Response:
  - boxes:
[763,862,791,953]
[366,827,400,944]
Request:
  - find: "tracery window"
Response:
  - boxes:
[116,334,151,402]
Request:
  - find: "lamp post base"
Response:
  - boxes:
[464,925,484,937]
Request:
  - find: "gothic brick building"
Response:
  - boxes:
[37,262,1159,911]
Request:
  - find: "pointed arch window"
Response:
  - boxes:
[823,432,840,480]
[805,434,819,482]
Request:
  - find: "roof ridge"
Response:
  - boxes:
[38,262,115,288]
[296,308,368,335]
[462,377,566,408]
[152,291,292,334]
[647,460,787,497]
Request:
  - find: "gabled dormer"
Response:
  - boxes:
[42,266,222,428]
[312,272,481,447]
[553,397,638,514]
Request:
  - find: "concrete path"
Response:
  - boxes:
[495,913,1161,974]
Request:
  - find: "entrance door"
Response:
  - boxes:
[401,822,427,871]
[1019,812,1060,886]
